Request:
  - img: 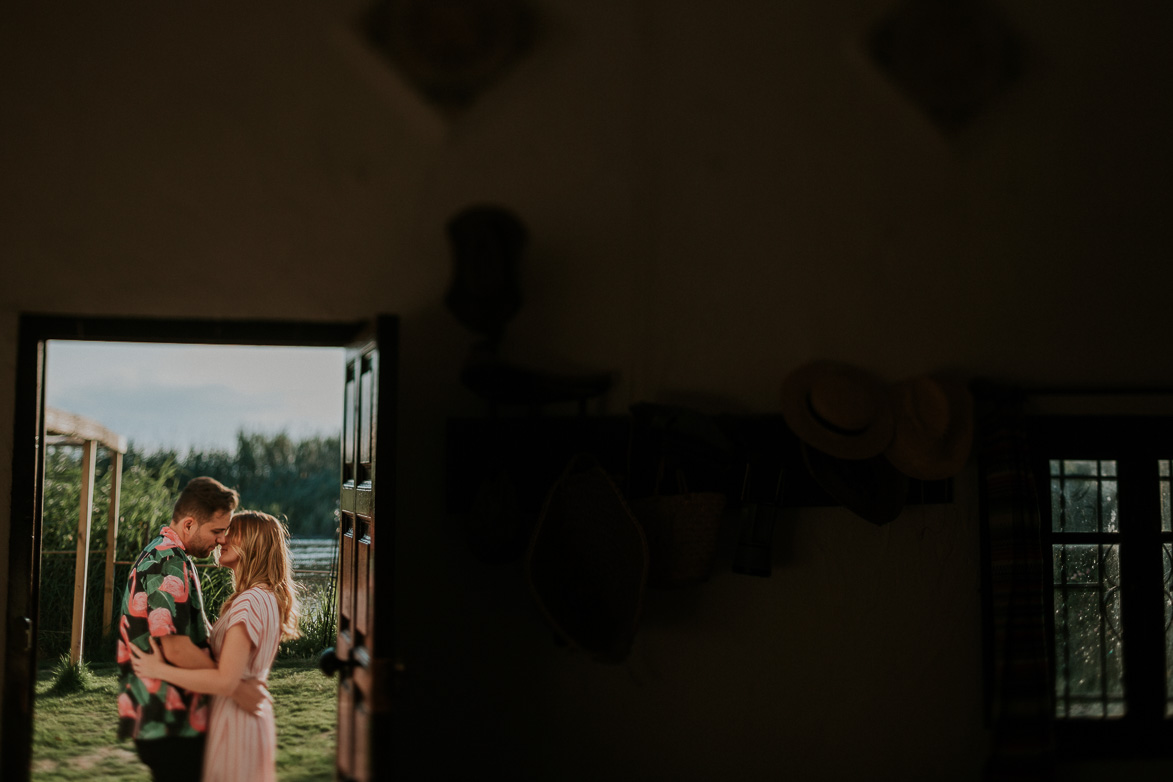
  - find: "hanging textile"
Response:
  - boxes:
[977,385,1055,781]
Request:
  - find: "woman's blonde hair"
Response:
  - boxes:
[220,510,301,641]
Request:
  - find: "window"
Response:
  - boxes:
[1033,416,1173,755]
[1048,457,1124,718]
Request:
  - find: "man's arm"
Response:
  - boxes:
[232,678,272,715]
[158,634,214,669]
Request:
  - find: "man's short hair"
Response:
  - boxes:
[172,476,240,524]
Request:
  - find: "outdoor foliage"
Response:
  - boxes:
[42,446,179,565]
[173,431,341,537]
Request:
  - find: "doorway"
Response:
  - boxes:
[5,314,393,782]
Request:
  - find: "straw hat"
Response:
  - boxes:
[883,374,974,480]
[781,361,896,460]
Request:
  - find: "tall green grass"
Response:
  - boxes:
[282,577,339,660]
[46,654,99,695]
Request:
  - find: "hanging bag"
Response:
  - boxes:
[630,465,727,588]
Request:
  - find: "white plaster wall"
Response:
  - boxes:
[1,0,1170,778]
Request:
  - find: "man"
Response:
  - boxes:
[115,476,267,781]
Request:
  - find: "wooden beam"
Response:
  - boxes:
[70,440,97,665]
[102,451,124,638]
[44,435,87,448]
[45,407,127,453]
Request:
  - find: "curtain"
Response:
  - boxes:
[977,386,1055,781]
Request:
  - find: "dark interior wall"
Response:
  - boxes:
[640,0,1173,396]
[1,1,1171,778]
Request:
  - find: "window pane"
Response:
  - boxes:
[342,373,355,480]
[1166,545,1173,717]
[1053,544,1125,719]
[1066,480,1103,533]
[1050,460,1118,533]
[359,360,373,465]
[1064,460,1100,477]
[1063,480,1098,532]
[1102,480,1119,532]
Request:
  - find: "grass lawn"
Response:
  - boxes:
[32,658,336,781]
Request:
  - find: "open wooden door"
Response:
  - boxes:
[326,315,398,781]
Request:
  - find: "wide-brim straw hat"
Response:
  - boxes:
[884,374,974,480]
[781,361,896,460]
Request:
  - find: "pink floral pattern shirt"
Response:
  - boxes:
[116,526,212,741]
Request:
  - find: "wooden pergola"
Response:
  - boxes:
[45,407,127,665]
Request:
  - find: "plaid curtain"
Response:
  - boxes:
[977,386,1055,781]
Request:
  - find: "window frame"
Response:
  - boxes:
[1029,415,1173,757]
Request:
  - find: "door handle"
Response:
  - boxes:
[318,647,355,677]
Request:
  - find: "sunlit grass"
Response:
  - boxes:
[268,658,338,781]
[32,659,336,781]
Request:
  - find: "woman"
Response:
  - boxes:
[132,510,301,782]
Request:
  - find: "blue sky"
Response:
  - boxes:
[46,341,346,454]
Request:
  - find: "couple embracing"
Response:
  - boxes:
[116,476,301,782]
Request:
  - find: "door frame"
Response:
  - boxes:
[3,313,382,780]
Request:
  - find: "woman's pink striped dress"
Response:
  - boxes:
[203,587,282,782]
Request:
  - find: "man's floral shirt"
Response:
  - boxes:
[116,526,212,741]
